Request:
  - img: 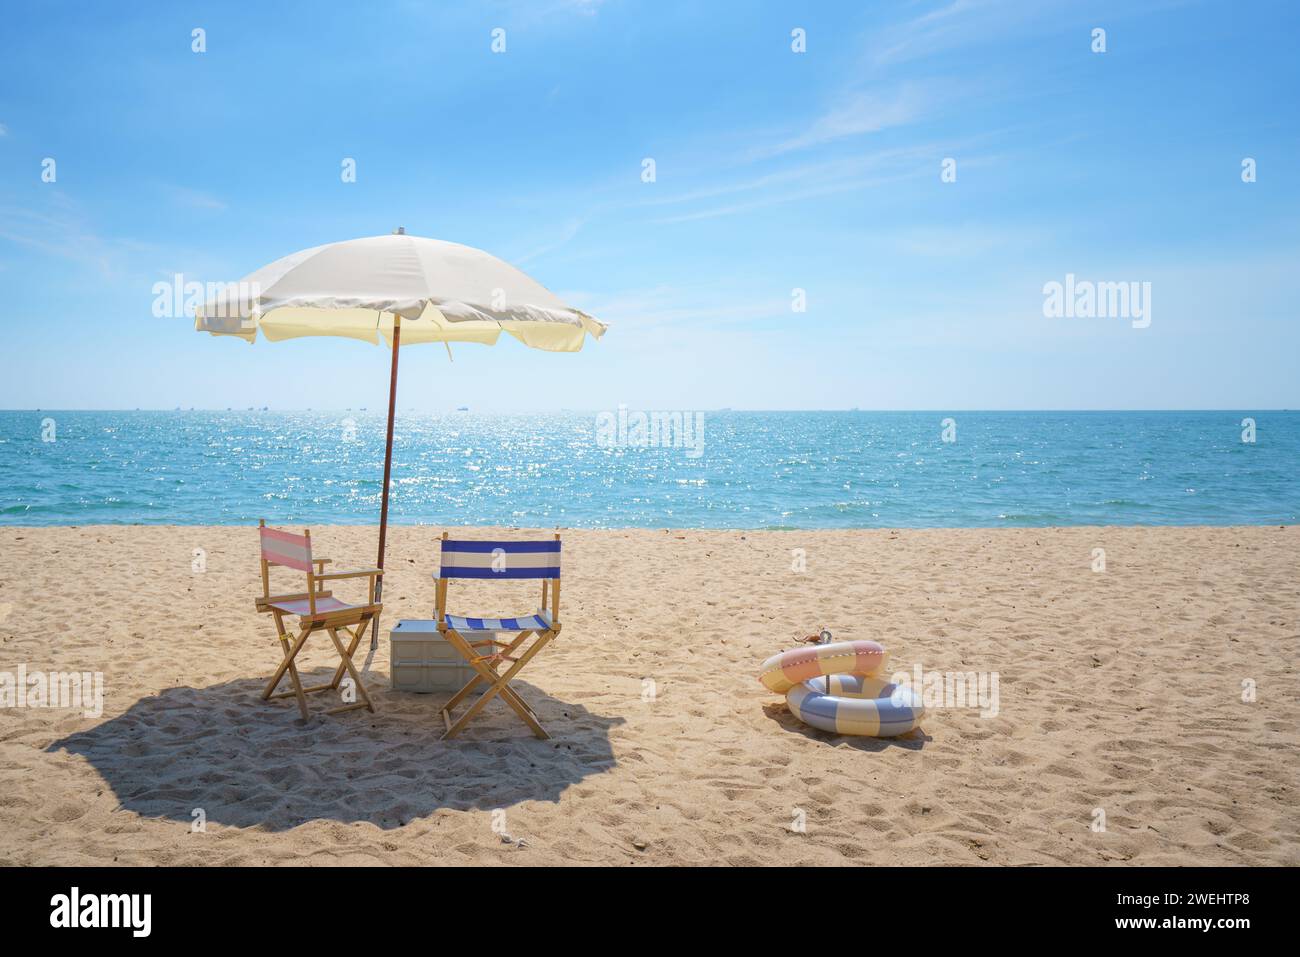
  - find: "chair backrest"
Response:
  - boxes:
[259,523,314,572]
[256,519,323,614]
[438,538,561,580]
[436,533,562,625]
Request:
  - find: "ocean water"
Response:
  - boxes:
[0,411,1296,529]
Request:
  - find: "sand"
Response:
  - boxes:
[0,524,1296,866]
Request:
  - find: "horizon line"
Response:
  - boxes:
[1,407,1295,415]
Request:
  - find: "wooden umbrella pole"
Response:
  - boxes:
[373,311,402,650]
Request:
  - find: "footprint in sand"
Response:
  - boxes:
[47,801,89,823]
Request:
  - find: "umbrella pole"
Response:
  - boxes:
[373,312,402,650]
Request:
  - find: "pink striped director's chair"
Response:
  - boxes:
[255,520,381,720]
[434,531,562,740]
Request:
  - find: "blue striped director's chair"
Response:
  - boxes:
[434,532,562,740]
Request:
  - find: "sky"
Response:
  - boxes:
[0,0,1296,411]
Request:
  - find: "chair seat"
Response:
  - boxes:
[269,595,355,617]
[445,610,552,632]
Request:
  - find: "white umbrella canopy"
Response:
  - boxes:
[195,232,606,350]
[194,231,607,646]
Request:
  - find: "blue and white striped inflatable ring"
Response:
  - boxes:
[786,673,924,737]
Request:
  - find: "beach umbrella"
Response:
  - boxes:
[195,229,606,645]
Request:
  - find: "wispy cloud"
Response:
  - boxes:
[639,140,969,225]
[470,0,609,27]
[878,223,1050,257]
[754,84,928,159]
[866,0,1175,67]
[558,0,606,14]
[648,168,919,225]
[0,194,238,288]
[0,201,129,279]
[513,217,585,266]
[164,185,226,211]
[873,0,987,66]
[572,283,791,332]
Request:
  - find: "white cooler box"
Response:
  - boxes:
[389,619,489,694]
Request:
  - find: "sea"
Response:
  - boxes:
[1,410,1295,528]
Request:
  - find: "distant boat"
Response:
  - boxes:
[456,406,469,411]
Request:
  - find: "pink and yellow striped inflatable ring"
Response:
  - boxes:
[759,640,886,694]
[759,640,924,738]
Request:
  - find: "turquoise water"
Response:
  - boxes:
[0,411,1295,528]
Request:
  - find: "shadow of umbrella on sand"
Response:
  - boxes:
[47,674,624,831]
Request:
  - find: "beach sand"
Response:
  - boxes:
[0,524,1295,866]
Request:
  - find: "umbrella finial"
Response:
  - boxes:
[393,226,406,235]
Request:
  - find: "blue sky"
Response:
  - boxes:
[0,0,1296,411]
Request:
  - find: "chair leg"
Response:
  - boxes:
[287,661,310,720]
[264,624,312,720]
[441,672,484,714]
[266,611,310,698]
[486,630,540,728]
[328,617,369,690]
[444,667,536,722]
[438,628,485,713]
[469,635,545,733]
[268,634,334,699]
[494,632,553,739]
[441,672,502,739]
[441,629,531,714]
[269,679,335,699]
[264,610,294,698]
[442,630,553,740]
[495,683,549,740]
[327,626,374,714]
[272,617,370,701]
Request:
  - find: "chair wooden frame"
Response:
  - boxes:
[255,520,382,720]
[435,531,562,740]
